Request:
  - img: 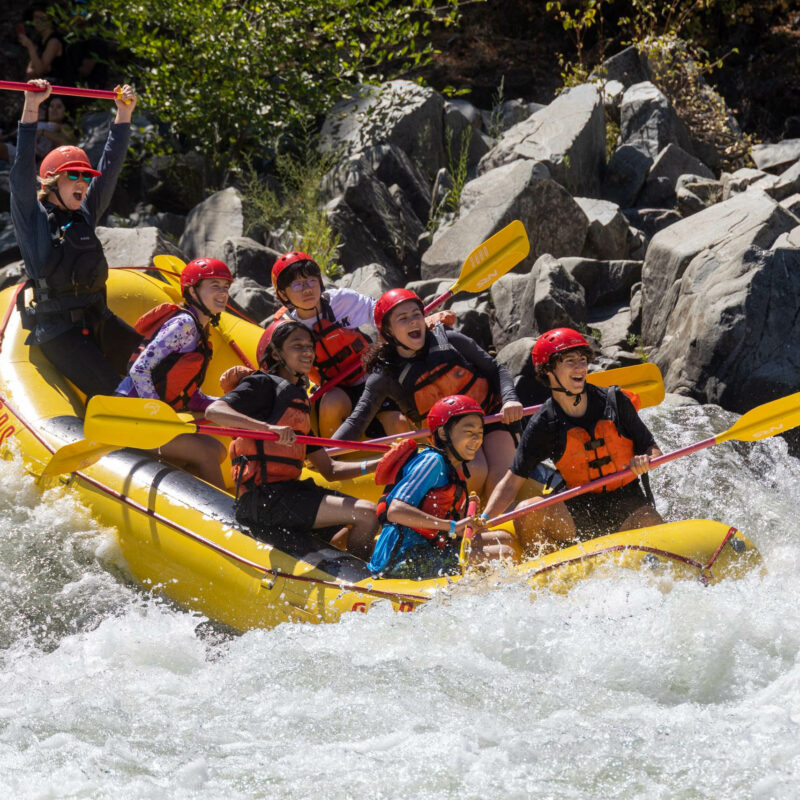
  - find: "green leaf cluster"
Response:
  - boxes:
[75,0,461,170]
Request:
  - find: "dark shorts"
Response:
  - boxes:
[234,478,345,543]
[564,479,652,540]
[381,541,461,580]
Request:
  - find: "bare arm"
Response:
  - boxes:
[306,449,381,482]
[23,36,61,79]
[481,470,526,520]
[205,399,296,445]
[386,499,475,537]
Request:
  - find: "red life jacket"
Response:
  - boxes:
[229,373,311,494]
[276,293,371,387]
[396,325,499,423]
[551,386,638,493]
[375,443,468,548]
[129,304,212,411]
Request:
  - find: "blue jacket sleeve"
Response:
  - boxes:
[83,122,131,225]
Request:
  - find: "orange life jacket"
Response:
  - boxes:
[229,373,311,493]
[396,325,499,423]
[276,294,371,387]
[129,303,212,411]
[551,386,638,493]
[375,443,468,547]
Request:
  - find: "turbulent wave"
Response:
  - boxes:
[1,402,799,799]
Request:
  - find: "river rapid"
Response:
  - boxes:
[1,400,799,800]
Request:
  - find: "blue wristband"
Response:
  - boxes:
[360,460,368,475]
[449,519,457,538]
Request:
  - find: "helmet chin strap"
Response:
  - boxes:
[187,288,221,327]
[551,374,584,407]
[439,430,471,479]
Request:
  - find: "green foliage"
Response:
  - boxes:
[546,0,609,85]
[75,0,464,170]
[427,125,472,231]
[239,129,342,279]
[486,76,506,140]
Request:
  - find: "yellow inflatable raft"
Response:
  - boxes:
[0,268,763,631]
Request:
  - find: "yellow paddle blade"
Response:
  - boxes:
[450,220,530,295]
[587,362,665,407]
[152,254,186,280]
[717,392,800,443]
[41,439,118,477]
[84,396,194,449]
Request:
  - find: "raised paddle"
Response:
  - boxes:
[308,219,531,403]
[459,495,480,567]
[324,362,665,456]
[151,255,256,369]
[484,391,800,529]
[0,80,122,101]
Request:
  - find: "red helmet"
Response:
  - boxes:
[427,395,484,436]
[39,145,101,179]
[531,327,591,367]
[271,251,319,292]
[256,318,307,366]
[374,288,423,331]
[180,258,233,290]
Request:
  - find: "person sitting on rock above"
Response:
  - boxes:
[18,4,67,81]
[332,288,524,502]
[481,328,663,556]
[116,258,234,489]
[269,251,409,439]
[10,79,142,399]
[206,318,381,558]
[368,395,517,579]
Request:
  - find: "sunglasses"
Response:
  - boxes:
[65,171,93,184]
[288,278,318,293]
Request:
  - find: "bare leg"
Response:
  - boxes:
[312,495,379,560]
[513,497,576,557]
[617,503,663,532]
[481,429,518,499]
[468,527,521,564]
[157,433,227,489]
[375,410,412,436]
[317,388,352,438]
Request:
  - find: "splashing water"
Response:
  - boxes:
[1,402,799,799]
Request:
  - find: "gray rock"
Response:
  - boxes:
[619,82,693,160]
[228,276,280,325]
[675,173,722,214]
[721,168,771,200]
[779,193,800,218]
[560,257,643,308]
[517,254,586,338]
[222,237,281,285]
[591,305,633,351]
[629,282,642,333]
[490,272,533,348]
[0,259,25,293]
[179,187,245,262]
[602,144,653,208]
[599,79,626,125]
[771,226,800,250]
[761,159,800,203]
[637,144,714,207]
[447,98,483,129]
[593,46,651,88]
[649,245,800,411]
[622,208,682,239]
[337,262,405,299]
[574,198,630,260]
[627,226,649,261]
[443,102,490,170]
[96,226,186,268]
[325,196,392,272]
[319,81,445,178]
[750,139,800,172]
[496,336,538,379]
[482,99,547,136]
[422,160,589,280]
[479,84,606,197]
[449,296,493,351]
[641,190,797,346]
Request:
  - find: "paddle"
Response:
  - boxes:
[459,495,479,567]
[324,362,665,456]
[150,255,256,369]
[0,80,121,101]
[484,391,800,529]
[308,219,531,403]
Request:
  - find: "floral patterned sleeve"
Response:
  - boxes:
[129,314,200,399]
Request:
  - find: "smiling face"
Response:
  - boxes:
[277,264,322,316]
[443,413,484,462]
[385,300,425,352]
[548,350,589,395]
[191,278,230,317]
[276,327,315,376]
[52,170,92,210]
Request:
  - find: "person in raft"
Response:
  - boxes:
[368,395,517,579]
[205,318,381,557]
[115,258,234,489]
[481,327,663,555]
[10,79,142,398]
[332,288,524,500]
[267,250,409,438]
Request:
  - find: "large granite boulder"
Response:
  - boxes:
[179,187,245,262]
[222,237,281,284]
[490,272,533,349]
[637,143,714,207]
[96,226,186,268]
[574,198,630,260]
[421,160,589,279]
[478,84,606,197]
[337,262,405,300]
[619,81,693,160]
[641,190,798,348]
[560,257,642,308]
[750,139,800,173]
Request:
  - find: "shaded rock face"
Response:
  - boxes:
[517,254,586,339]
[478,84,607,198]
[421,159,589,280]
[96,226,186,268]
[179,188,244,263]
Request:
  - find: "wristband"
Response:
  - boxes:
[478,512,489,523]
[360,460,368,475]
[449,519,457,538]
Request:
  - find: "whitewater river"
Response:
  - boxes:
[1,400,799,799]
